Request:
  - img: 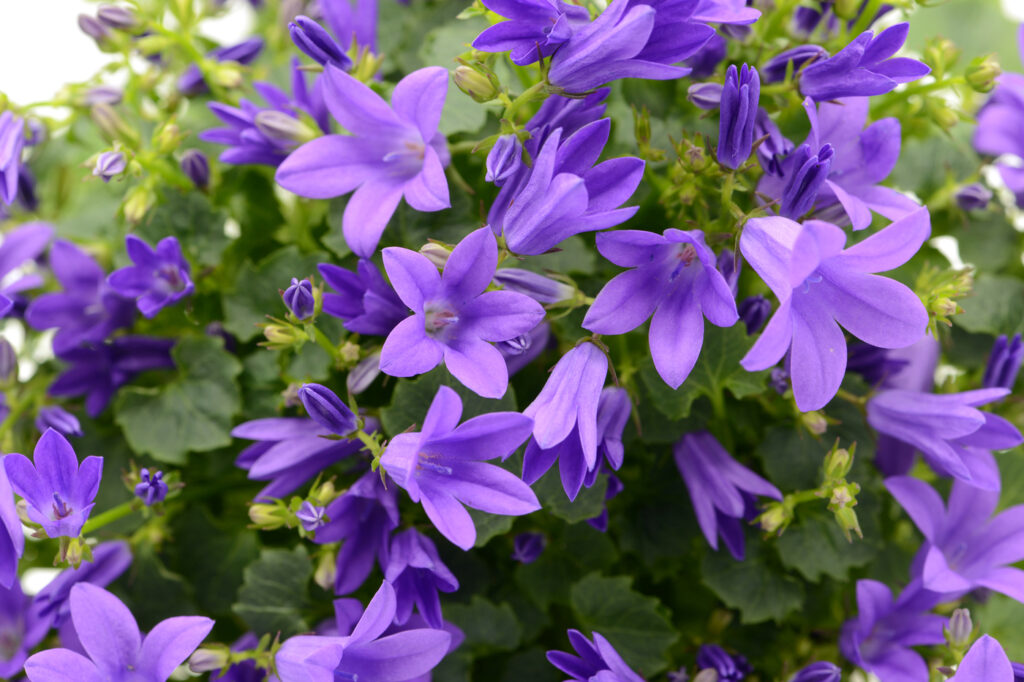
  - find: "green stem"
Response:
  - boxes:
[850,0,884,38]
[82,500,140,534]
[307,324,341,362]
[503,81,549,125]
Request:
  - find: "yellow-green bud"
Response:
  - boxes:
[189,646,231,673]
[801,410,828,436]
[210,62,244,90]
[923,38,959,78]
[453,65,500,103]
[756,501,793,535]
[123,185,155,223]
[153,122,184,155]
[314,549,337,592]
[966,55,1001,94]
[419,242,452,268]
[249,503,288,530]
[339,340,361,365]
[263,323,304,350]
[823,445,854,481]
[833,0,862,20]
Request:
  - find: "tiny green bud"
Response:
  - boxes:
[153,121,184,155]
[923,38,960,78]
[314,549,337,592]
[210,62,244,90]
[453,65,500,103]
[801,410,828,436]
[829,482,862,541]
[254,111,317,145]
[823,445,854,482]
[756,500,793,535]
[966,55,1001,94]
[189,646,231,673]
[263,323,304,350]
[249,503,288,530]
[833,0,862,20]
[122,185,155,223]
[61,536,94,568]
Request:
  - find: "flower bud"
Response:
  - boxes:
[954,183,992,212]
[249,503,288,530]
[289,16,352,70]
[823,445,853,481]
[983,334,1023,391]
[78,14,112,45]
[756,500,793,535]
[93,151,126,182]
[829,482,862,541]
[946,608,973,648]
[511,532,545,563]
[781,143,833,219]
[0,338,18,384]
[924,38,960,78]
[833,0,861,20]
[209,62,245,90]
[263,323,303,349]
[717,64,760,170]
[347,352,381,394]
[35,406,83,438]
[486,135,523,187]
[153,122,183,155]
[83,86,123,106]
[295,501,327,532]
[738,295,771,335]
[91,102,137,146]
[189,646,231,673]
[62,536,94,568]
[298,383,358,436]
[966,55,1001,94]
[493,268,574,304]
[801,410,828,436]
[180,149,210,189]
[97,5,139,30]
[453,64,500,103]
[790,661,841,682]
[122,185,155,223]
[283,278,315,320]
[419,242,451,268]
[254,110,317,145]
[134,468,169,506]
[688,82,723,110]
[314,548,337,592]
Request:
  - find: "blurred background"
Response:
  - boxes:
[2,0,1024,104]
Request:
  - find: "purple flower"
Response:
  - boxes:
[318,259,407,336]
[0,221,54,317]
[0,111,26,206]
[688,81,724,109]
[685,32,727,79]
[295,501,326,531]
[974,35,1024,206]
[180,149,210,189]
[290,15,353,70]
[696,644,752,681]
[738,295,771,335]
[739,208,930,411]
[511,532,545,563]
[485,135,523,186]
[674,431,781,560]
[489,120,644,256]
[319,0,380,53]
[501,321,551,376]
[92,151,126,182]
[521,343,607,500]
[283,277,315,320]
[951,635,1014,682]
[232,416,372,501]
[798,24,929,101]
[762,45,829,83]
[984,334,1024,391]
[380,385,539,550]
[314,468,399,594]
[887,474,1024,601]
[547,629,644,682]
[584,229,739,388]
[0,461,24,589]
[385,528,459,629]
[48,336,175,418]
[717,64,760,170]
[380,227,545,398]
[275,580,451,682]
[200,59,328,168]
[868,388,1022,489]
[178,37,264,96]
[472,0,591,65]
[35,406,83,438]
[276,65,451,258]
[298,383,358,436]
[24,584,213,682]
[839,579,945,682]
[26,240,136,356]
[758,97,920,230]
[4,429,102,538]
[790,661,841,682]
[956,183,993,212]
[135,468,168,506]
[108,235,193,318]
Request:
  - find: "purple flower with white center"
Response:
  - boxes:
[511,532,545,563]
[984,334,1024,391]
[298,383,358,436]
[502,321,551,376]
[289,15,353,70]
[0,221,54,317]
[180,149,209,189]
[798,24,930,101]
[493,268,574,304]
[380,227,545,399]
[26,240,136,356]
[485,135,523,186]
[956,183,993,212]
[697,644,752,681]
[868,389,1022,489]
[472,0,591,65]
[35,406,82,438]
[758,97,920,230]
[950,635,1015,682]
[282,277,315,320]
[385,528,459,629]
[319,259,407,336]
[887,474,1024,601]
[3,429,102,539]
[92,151,125,182]
[790,661,841,682]
[314,468,399,594]
[839,579,945,682]
[48,336,175,418]
[547,629,644,682]
[0,111,26,206]
[0,461,24,589]
[295,501,326,531]
[584,229,739,388]
[178,37,264,96]
[521,343,607,500]
[200,59,328,168]
[717,64,759,170]
[275,580,451,682]
[232,415,373,501]
[276,65,451,258]
[739,208,931,412]
[674,431,781,560]
[108,235,193,318]
[24,583,213,682]
[134,468,168,506]
[489,120,644,256]
[380,385,539,550]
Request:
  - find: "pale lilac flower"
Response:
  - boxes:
[35,406,82,438]
[295,501,326,532]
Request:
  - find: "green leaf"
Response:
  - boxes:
[233,546,312,639]
[120,544,196,630]
[757,426,827,491]
[114,336,242,464]
[445,596,523,654]
[570,573,677,676]
[639,323,767,420]
[515,551,575,610]
[222,245,328,342]
[955,275,1024,336]
[380,367,517,437]
[975,593,1024,659]
[701,544,804,624]
[535,469,607,524]
[136,190,229,267]
[776,510,878,582]
[467,508,515,547]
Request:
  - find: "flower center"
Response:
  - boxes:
[157,264,185,293]
[668,243,698,281]
[0,625,22,661]
[417,453,452,476]
[51,492,72,519]
[800,273,822,293]
[424,305,459,336]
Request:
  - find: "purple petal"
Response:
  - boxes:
[884,476,944,543]
[442,227,498,304]
[583,268,664,335]
[420,490,476,550]
[380,317,444,378]
[390,67,448,142]
[443,335,509,399]
[427,412,533,461]
[952,635,1013,682]
[321,64,403,136]
[342,630,452,682]
[137,616,214,681]
[649,288,704,389]
[836,207,930,273]
[343,177,407,258]
[275,135,379,199]
[789,298,846,411]
[402,145,450,213]
[462,291,545,342]
[24,648,104,682]
[69,584,141,676]
[382,247,440,311]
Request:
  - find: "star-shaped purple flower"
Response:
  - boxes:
[472,0,591,65]
[108,235,193,318]
[318,259,406,336]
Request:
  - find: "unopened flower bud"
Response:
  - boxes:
[97,5,139,29]
[419,242,451,268]
[347,352,381,394]
[832,0,862,19]
[93,151,126,182]
[0,338,18,384]
[298,383,358,436]
[946,608,973,648]
[983,334,1023,391]
[966,55,1001,94]
[453,65,499,103]
[688,82,723,110]
[829,482,862,541]
[209,62,245,90]
[756,500,793,535]
[153,122,183,154]
[263,323,303,349]
[924,38,960,78]
[249,503,287,529]
[78,14,112,45]
[283,278,315,320]
[35,406,83,438]
[83,86,123,106]
[511,532,545,563]
[314,548,337,591]
[189,646,231,673]
[62,536,93,568]
[791,661,841,682]
[180,149,210,189]
[738,295,771,335]
[122,185,155,223]
[289,16,352,70]
[801,410,828,435]
[91,102,135,145]
[486,135,523,187]
[493,268,574,304]
[254,110,317,145]
[955,183,992,211]
[823,445,853,481]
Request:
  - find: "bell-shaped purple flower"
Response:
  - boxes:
[511,532,545,564]
[717,64,760,170]
[4,429,102,539]
[276,65,451,258]
[984,334,1024,391]
[790,661,841,682]
[697,644,752,681]
[297,383,358,436]
[178,37,264,96]
[0,461,24,589]
[472,0,591,65]
[135,469,168,506]
[868,388,1022,489]
[738,295,771,335]
[289,15,353,70]
[0,112,25,206]
[584,229,739,388]
[318,259,406,336]
[522,343,608,500]
[385,528,459,629]
[778,143,834,219]
[380,227,545,398]
[275,581,451,682]
[740,208,930,411]
[35,406,82,438]
[282,277,315,320]
[951,635,1014,682]
[547,629,644,682]
[381,386,539,550]
[674,431,781,560]
[0,221,53,317]
[24,584,213,682]
[798,23,929,101]
[108,235,193,318]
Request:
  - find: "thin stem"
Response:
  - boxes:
[82,500,140,535]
